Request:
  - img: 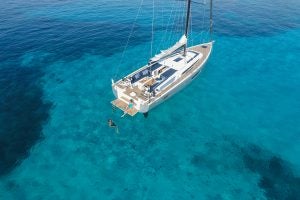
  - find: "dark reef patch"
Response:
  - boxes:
[0,65,51,176]
[242,144,300,200]
[189,138,300,199]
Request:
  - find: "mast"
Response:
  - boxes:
[210,0,213,41]
[183,0,192,56]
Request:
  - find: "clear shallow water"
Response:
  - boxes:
[0,0,300,199]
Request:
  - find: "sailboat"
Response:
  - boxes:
[111,0,213,117]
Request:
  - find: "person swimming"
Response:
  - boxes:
[108,119,119,133]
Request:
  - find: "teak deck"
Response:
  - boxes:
[111,99,138,116]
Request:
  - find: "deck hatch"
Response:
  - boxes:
[174,57,183,62]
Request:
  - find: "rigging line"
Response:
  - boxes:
[166,3,177,46]
[170,2,182,45]
[179,0,187,40]
[132,40,150,70]
[167,3,180,47]
[177,1,186,46]
[154,3,164,54]
[181,0,187,34]
[174,2,184,37]
[190,6,193,46]
[205,0,210,42]
[155,2,167,54]
[156,2,176,54]
[166,8,177,47]
[201,0,207,43]
[150,0,155,57]
[201,25,211,43]
[154,5,163,54]
[131,3,160,71]
[173,6,184,44]
[173,3,181,35]
[113,0,144,79]
[176,0,185,37]
[132,2,157,71]
[191,0,206,43]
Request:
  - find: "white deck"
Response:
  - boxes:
[162,51,201,71]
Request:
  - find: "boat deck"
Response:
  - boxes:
[123,86,148,101]
[155,43,212,98]
[112,42,212,116]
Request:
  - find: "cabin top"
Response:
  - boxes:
[162,51,201,71]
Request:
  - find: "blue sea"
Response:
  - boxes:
[0,0,300,199]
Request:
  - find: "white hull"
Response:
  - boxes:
[111,42,213,116]
[147,60,205,112]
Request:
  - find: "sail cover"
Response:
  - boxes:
[149,35,187,63]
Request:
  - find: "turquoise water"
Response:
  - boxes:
[0,0,300,199]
